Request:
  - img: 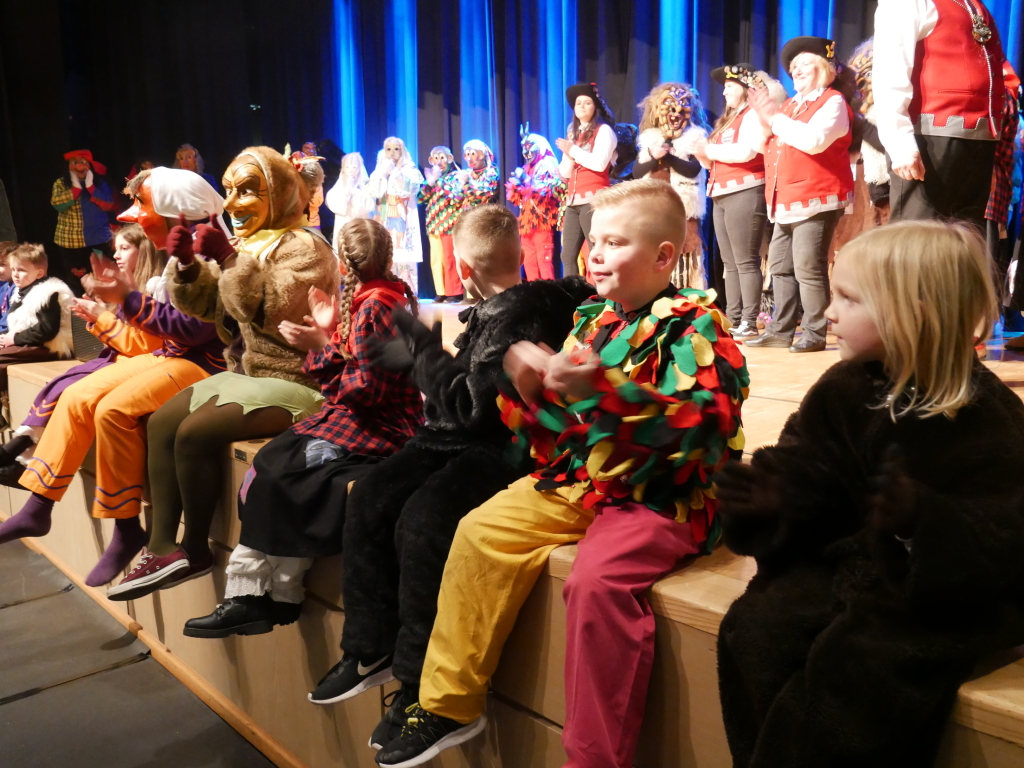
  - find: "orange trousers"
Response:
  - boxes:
[21,354,209,519]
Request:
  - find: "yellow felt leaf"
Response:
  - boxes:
[622,404,661,423]
[586,439,615,478]
[674,363,697,391]
[594,457,636,481]
[667,451,683,461]
[568,483,588,504]
[706,483,718,500]
[651,297,678,319]
[629,317,657,346]
[632,480,647,502]
[674,500,690,523]
[691,333,715,367]
[604,367,629,388]
[689,486,706,509]
[727,428,746,451]
[686,448,706,462]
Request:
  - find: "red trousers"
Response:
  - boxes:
[521,228,555,281]
[428,233,461,297]
[562,502,700,768]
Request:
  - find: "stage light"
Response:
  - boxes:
[385,0,418,154]
[333,0,365,153]
[460,0,500,154]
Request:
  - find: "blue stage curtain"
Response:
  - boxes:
[776,0,835,91]
[385,0,418,156]
[332,0,365,155]
[459,0,501,155]
[987,0,1022,73]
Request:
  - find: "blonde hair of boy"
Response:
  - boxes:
[452,204,521,281]
[589,178,687,250]
[9,243,48,269]
[790,52,837,92]
[841,221,997,420]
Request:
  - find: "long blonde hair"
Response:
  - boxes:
[336,219,418,359]
[843,221,997,420]
[113,224,167,295]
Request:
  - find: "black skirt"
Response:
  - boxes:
[237,428,381,558]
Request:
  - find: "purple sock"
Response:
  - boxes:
[86,517,149,587]
[0,493,54,544]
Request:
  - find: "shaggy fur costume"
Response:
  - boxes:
[6,277,75,358]
[165,145,336,386]
[341,276,594,686]
[717,360,1024,768]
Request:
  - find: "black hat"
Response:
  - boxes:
[780,36,837,73]
[711,63,765,89]
[565,82,616,122]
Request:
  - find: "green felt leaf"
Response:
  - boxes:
[658,364,678,395]
[672,337,698,375]
[600,333,633,366]
[630,452,660,485]
[566,394,602,415]
[691,390,715,407]
[692,312,718,342]
[536,406,568,433]
[632,416,665,446]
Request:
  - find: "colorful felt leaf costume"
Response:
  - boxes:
[500,287,748,552]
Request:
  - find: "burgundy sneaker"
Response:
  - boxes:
[165,549,215,590]
[106,547,191,601]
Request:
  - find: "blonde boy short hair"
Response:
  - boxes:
[452,204,521,280]
[9,243,48,269]
[840,221,997,420]
[790,52,837,92]
[589,179,687,249]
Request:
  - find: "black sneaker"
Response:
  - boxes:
[375,704,486,767]
[308,653,394,705]
[182,594,299,639]
[369,685,418,751]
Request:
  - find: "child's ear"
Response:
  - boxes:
[653,241,676,273]
[456,253,471,280]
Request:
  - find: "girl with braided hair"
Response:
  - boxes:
[180,218,423,637]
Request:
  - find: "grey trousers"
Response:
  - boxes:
[765,210,843,343]
[713,187,768,325]
[561,203,594,276]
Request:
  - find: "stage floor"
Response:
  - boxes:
[426,298,1024,457]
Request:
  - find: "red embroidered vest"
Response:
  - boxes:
[764,88,854,220]
[910,0,1003,140]
[707,106,766,197]
[565,126,612,201]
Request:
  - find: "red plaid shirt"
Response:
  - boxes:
[293,280,424,456]
[986,89,1020,226]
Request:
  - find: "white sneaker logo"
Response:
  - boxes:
[357,656,389,676]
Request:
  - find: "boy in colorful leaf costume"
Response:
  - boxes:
[375,179,748,768]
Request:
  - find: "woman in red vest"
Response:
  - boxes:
[555,83,617,277]
[696,64,785,339]
[745,37,855,353]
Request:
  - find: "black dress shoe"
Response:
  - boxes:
[183,594,299,638]
[789,337,827,353]
[743,333,792,349]
[434,296,448,304]
[0,463,27,489]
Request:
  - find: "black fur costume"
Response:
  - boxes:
[717,360,1024,768]
[340,276,593,686]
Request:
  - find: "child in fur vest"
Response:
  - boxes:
[715,221,1024,768]
[0,243,74,391]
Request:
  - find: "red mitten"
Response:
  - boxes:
[165,214,195,265]
[71,187,82,200]
[194,215,236,265]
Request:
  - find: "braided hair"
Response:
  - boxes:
[336,218,418,359]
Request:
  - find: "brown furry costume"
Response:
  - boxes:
[166,146,339,385]
[717,360,1024,768]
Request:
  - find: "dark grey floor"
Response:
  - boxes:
[0,541,276,768]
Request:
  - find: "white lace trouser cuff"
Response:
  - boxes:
[224,544,313,605]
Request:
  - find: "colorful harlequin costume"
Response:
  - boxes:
[417,286,747,767]
[417,146,463,298]
[51,150,116,295]
[506,127,565,281]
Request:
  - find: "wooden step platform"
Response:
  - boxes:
[4,328,1024,767]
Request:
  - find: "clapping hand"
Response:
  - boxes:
[555,137,574,155]
[867,445,919,538]
[88,253,131,304]
[71,297,104,323]
[748,87,780,127]
[307,286,338,333]
[503,341,556,406]
[543,346,599,400]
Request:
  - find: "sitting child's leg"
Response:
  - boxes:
[561,502,700,768]
[184,544,309,638]
[86,517,147,587]
[418,477,591,723]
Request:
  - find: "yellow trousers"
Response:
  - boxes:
[22,354,209,519]
[420,476,594,722]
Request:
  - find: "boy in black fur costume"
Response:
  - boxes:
[307,204,592,744]
[716,222,1024,768]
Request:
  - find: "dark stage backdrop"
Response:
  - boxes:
[0,0,1020,290]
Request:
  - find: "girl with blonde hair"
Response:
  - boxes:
[180,218,423,637]
[715,220,1024,767]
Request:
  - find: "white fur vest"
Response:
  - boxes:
[637,126,708,220]
[861,107,890,186]
[6,277,75,357]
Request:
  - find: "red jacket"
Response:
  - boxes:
[707,106,767,197]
